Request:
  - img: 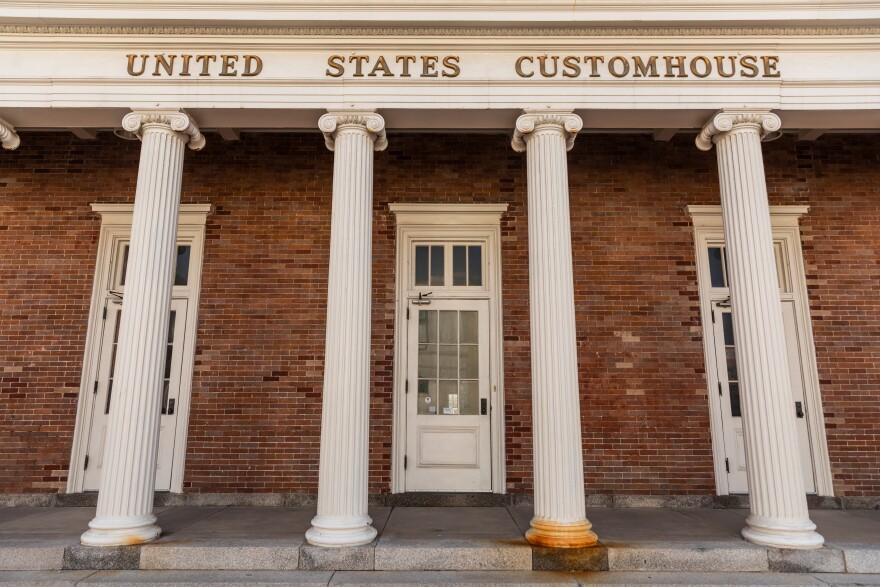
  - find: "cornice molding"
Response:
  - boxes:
[90,202,213,226]
[389,203,508,226]
[1,25,880,37]
[687,204,809,227]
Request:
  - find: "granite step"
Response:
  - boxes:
[4,570,880,587]
[0,539,877,574]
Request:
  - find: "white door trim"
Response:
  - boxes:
[389,203,507,494]
[67,203,211,494]
[687,204,834,497]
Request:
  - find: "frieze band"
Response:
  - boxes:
[125,52,781,79]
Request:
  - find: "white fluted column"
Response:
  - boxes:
[697,110,823,549]
[0,117,20,150]
[512,111,597,549]
[82,110,204,547]
[306,111,386,548]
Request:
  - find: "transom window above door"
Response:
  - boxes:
[112,242,193,290]
[412,243,484,289]
[706,242,791,293]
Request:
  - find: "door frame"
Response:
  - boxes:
[389,203,508,494]
[687,204,834,496]
[67,203,211,494]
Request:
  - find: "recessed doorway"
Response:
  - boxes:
[390,204,507,493]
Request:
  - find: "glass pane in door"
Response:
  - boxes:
[417,309,480,416]
[722,312,742,418]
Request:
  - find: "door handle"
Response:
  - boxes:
[795,401,804,418]
[167,398,176,416]
[480,398,488,415]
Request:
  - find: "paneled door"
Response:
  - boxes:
[405,299,492,492]
[82,297,188,492]
[711,301,816,494]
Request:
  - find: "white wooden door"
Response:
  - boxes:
[82,298,188,492]
[712,301,816,494]
[405,299,492,492]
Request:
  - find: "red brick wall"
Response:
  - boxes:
[0,132,877,496]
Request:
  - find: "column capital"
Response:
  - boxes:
[319,110,387,152]
[0,116,20,151]
[696,109,782,152]
[122,109,206,151]
[511,110,583,153]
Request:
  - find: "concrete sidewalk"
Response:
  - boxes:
[0,506,879,584]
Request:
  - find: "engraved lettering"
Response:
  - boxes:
[349,55,370,77]
[421,56,439,77]
[179,54,193,76]
[562,56,581,78]
[583,56,604,77]
[632,56,659,78]
[369,55,394,77]
[515,56,534,78]
[220,55,239,77]
[243,55,263,77]
[715,56,736,78]
[396,55,417,77]
[326,55,345,77]
[664,56,688,78]
[740,55,759,78]
[126,54,148,76]
[442,56,461,78]
[152,54,176,77]
[196,55,217,76]
[538,55,558,77]
[761,56,781,78]
[608,56,630,78]
[689,56,712,78]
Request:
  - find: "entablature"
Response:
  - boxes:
[1,1,880,27]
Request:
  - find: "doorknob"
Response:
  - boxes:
[795,401,804,418]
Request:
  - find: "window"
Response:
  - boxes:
[413,243,484,289]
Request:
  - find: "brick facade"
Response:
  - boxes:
[0,132,877,496]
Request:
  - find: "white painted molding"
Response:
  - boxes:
[389,203,508,226]
[688,204,834,500]
[687,202,834,501]
[687,205,809,227]
[0,116,20,150]
[2,25,880,36]
[1,2,879,27]
[68,201,211,497]
[91,203,213,225]
[390,207,507,494]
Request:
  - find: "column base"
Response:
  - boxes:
[306,514,377,548]
[81,514,161,547]
[526,518,599,549]
[742,514,825,550]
